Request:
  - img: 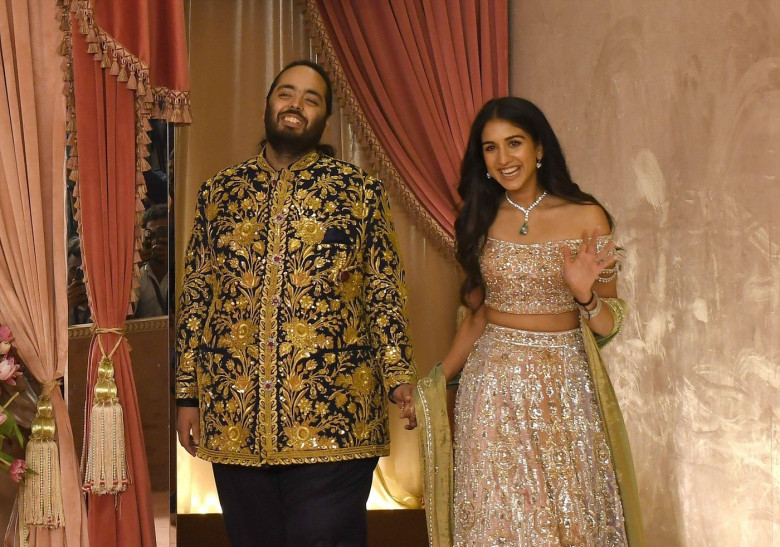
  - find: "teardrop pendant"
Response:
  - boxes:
[506,191,547,237]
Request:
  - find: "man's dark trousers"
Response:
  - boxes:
[212,456,379,546]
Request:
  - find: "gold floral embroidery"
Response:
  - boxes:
[286,319,317,350]
[382,346,401,365]
[350,202,368,219]
[292,216,325,245]
[291,271,311,287]
[352,364,376,396]
[232,220,261,246]
[240,272,260,289]
[228,320,257,352]
[342,327,359,345]
[180,350,195,372]
[283,373,303,392]
[233,375,252,394]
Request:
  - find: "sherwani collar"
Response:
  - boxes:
[258,148,320,176]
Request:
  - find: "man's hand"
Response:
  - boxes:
[176,406,201,457]
[138,246,153,264]
[151,238,168,263]
[67,279,88,308]
[391,383,417,430]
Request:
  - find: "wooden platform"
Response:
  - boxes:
[176,509,428,546]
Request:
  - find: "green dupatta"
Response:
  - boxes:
[414,363,453,546]
[582,298,645,546]
[414,298,644,547]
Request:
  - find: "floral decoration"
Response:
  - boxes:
[0,325,33,483]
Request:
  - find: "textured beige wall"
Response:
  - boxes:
[509,2,778,545]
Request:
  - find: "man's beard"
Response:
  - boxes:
[264,108,327,158]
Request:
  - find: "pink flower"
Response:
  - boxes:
[0,326,12,343]
[9,459,27,483]
[0,356,21,386]
[0,407,6,426]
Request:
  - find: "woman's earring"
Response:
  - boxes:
[486,171,492,179]
[536,158,542,169]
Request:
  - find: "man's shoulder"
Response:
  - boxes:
[316,155,371,180]
[198,156,264,193]
[213,155,264,180]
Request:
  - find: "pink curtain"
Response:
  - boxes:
[70,25,156,546]
[307,0,509,250]
[0,1,88,545]
[62,0,190,545]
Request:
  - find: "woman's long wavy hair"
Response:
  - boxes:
[455,97,614,309]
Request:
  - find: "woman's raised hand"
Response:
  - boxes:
[562,231,616,302]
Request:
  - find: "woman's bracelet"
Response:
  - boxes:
[586,297,602,320]
[573,291,596,307]
[597,268,618,283]
[576,291,602,320]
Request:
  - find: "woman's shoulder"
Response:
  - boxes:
[545,197,611,235]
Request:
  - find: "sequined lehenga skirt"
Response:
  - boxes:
[453,324,628,546]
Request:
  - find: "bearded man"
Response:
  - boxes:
[175,60,417,546]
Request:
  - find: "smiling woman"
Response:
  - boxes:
[426,96,644,546]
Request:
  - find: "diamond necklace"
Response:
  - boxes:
[505,191,548,235]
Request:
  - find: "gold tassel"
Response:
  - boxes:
[127,71,137,90]
[171,104,183,124]
[23,381,65,529]
[151,101,162,119]
[83,329,130,495]
[17,484,28,547]
[182,104,193,124]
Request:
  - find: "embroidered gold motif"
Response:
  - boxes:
[180,350,195,372]
[286,319,317,350]
[232,220,261,247]
[228,320,257,351]
[292,217,325,245]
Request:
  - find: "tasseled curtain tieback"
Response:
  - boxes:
[82,326,130,495]
[21,378,65,532]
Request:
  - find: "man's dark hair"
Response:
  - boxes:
[142,203,168,227]
[266,60,333,117]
